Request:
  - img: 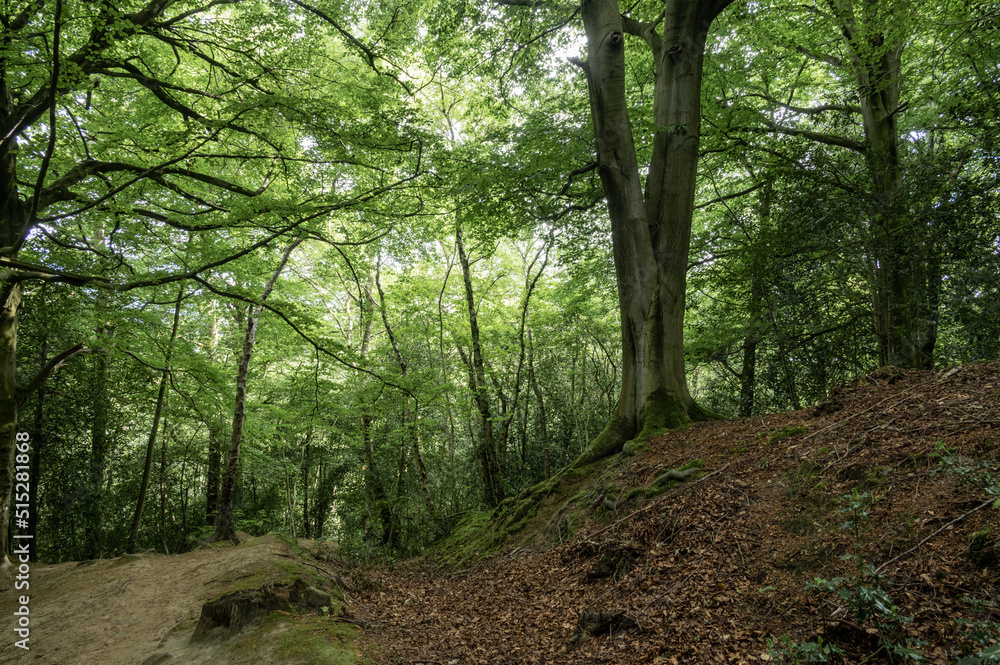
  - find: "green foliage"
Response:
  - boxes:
[767,634,844,663]
[8,0,997,567]
[796,491,928,662]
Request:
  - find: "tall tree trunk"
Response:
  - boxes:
[0,281,20,570]
[355,272,399,546]
[831,0,930,368]
[435,243,458,510]
[27,339,45,562]
[528,329,550,478]
[738,275,762,418]
[375,265,434,516]
[128,290,183,550]
[300,433,312,538]
[85,348,110,558]
[456,226,504,507]
[858,41,913,368]
[205,293,223,525]
[574,0,732,464]
[159,421,170,554]
[211,238,302,542]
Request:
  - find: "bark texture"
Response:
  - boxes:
[575,0,732,464]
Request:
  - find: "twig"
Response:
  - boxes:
[804,389,926,442]
[875,497,995,574]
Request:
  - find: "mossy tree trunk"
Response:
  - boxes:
[573,0,732,465]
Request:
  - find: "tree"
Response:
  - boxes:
[533,0,734,461]
[712,0,999,370]
[211,238,302,542]
[0,0,422,566]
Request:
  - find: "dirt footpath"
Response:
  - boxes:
[0,534,358,665]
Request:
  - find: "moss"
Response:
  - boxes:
[767,425,809,445]
[432,512,502,566]
[857,465,887,490]
[574,414,632,467]
[636,389,692,441]
[785,459,822,497]
[969,528,998,569]
[567,460,602,479]
[271,532,313,559]
[229,611,361,664]
[687,400,726,422]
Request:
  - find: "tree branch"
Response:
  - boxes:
[795,45,843,68]
[729,123,867,152]
[286,0,412,94]
[17,342,87,402]
[740,92,860,115]
[621,14,662,55]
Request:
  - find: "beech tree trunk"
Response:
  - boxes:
[829,0,933,369]
[211,238,302,542]
[84,349,110,559]
[205,291,223,525]
[528,329,550,478]
[850,28,915,368]
[0,281,19,569]
[375,266,434,516]
[574,0,732,464]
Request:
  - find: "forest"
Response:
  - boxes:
[0,0,997,568]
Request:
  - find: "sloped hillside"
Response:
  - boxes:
[0,533,360,665]
[355,362,1000,664]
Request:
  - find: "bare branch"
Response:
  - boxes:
[729,123,867,153]
[739,92,860,115]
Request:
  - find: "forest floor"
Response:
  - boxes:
[354,361,1000,664]
[0,533,360,665]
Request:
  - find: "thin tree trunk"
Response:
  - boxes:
[435,243,458,510]
[159,421,170,554]
[85,348,110,558]
[456,226,504,507]
[211,238,302,542]
[300,432,312,538]
[375,265,434,515]
[528,329,550,478]
[738,278,762,419]
[205,293,223,525]
[25,338,46,562]
[128,290,183,550]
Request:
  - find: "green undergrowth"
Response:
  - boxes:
[431,459,609,567]
[225,610,362,665]
[432,450,710,567]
